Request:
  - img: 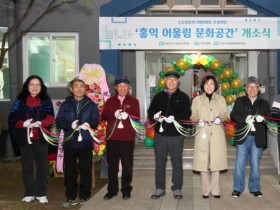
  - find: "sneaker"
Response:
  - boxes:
[80,198,89,205]
[173,189,183,199]
[151,189,166,199]
[22,196,35,202]
[36,196,48,204]
[250,191,263,197]
[62,199,78,208]
[232,190,241,198]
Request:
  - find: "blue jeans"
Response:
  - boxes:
[233,135,263,193]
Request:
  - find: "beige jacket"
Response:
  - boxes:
[191,92,229,172]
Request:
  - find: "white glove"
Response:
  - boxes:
[245,115,254,123]
[80,122,90,130]
[251,123,256,131]
[245,115,256,131]
[120,112,129,120]
[114,109,122,119]
[154,111,164,122]
[213,117,221,125]
[165,115,174,123]
[198,119,205,127]
[23,119,33,128]
[31,121,41,128]
[153,111,162,119]
[71,120,79,130]
[256,115,264,122]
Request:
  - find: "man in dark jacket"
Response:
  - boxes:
[101,77,140,200]
[148,70,191,200]
[56,78,100,208]
[231,76,271,198]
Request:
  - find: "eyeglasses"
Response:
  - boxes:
[246,85,258,89]
[29,83,41,88]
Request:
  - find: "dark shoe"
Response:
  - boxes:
[151,189,166,199]
[123,193,131,200]
[62,199,78,208]
[232,190,241,198]
[173,189,183,199]
[104,192,118,200]
[202,195,209,199]
[250,191,263,197]
[80,198,89,205]
[213,195,220,199]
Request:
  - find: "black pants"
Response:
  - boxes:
[20,142,48,197]
[106,140,135,195]
[63,147,93,200]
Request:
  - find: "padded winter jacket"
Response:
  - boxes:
[56,95,100,148]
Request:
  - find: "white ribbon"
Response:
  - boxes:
[118,120,124,129]
[78,130,82,142]
[26,127,32,144]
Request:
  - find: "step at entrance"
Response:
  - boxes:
[133,138,278,176]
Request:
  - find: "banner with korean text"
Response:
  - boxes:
[99,17,280,50]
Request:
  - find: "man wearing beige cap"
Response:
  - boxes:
[230,76,270,198]
[148,70,191,200]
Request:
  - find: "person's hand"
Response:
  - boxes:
[245,115,254,123]
[154,111,164,122]
[71,120,79,130]
[23,119,33,128]
[80,122,90,130]
[120,112,129,120]
[198,119,205,127]
[245,115,256,131]
[213,117,221,125]
[255,115,264,122]
[165,115,174,123]
[114,109,122,119]
[153,111,162,120]
[31,121,41,128]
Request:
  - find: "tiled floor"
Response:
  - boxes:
[81,172,280,210]
[81,138,280,210]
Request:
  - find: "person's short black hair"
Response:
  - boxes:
[69,78,86,88]
[200,75,219,92]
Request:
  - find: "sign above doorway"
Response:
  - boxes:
[100,17,280,50]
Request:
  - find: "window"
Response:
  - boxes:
[0,27,10,100]
[23,33,79,87]
[175,0,193,5]
[226,0,239,5]
[201,0,219,5]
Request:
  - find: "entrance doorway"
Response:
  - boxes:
[143,51,248,115]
